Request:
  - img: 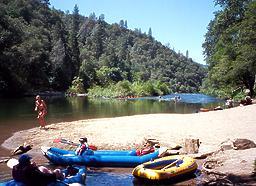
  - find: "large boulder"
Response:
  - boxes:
[233,138,256,150]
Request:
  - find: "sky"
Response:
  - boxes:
[49,0,220,65]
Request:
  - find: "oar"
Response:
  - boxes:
[161,157,184,171]
[53,138,79,146]
[0,158,11,164]
[0,153,20,165]
[53,138,97,150]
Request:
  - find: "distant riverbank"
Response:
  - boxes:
[2,104,256,184]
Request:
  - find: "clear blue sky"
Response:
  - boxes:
[49,0,219,64]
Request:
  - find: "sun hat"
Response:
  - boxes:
[79,137,87,143]
[18,154,32,165]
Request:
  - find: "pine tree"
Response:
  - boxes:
[70,4,80,78]
[119,20,124,28]
[124,20,128,28]
[148,27,152,39]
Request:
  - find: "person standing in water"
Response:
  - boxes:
[34,95,47,129]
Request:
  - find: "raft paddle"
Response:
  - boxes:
[53,138,79,146]
[0,158,10,164]
[53,138,97,150]
[161,157,184,170]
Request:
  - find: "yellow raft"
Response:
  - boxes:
[132,155,198,181]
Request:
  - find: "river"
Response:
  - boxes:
[0,93,222,185]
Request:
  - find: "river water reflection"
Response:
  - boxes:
[0,94,223,185]
[0,93,223,124]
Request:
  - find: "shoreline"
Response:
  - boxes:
[3,104,256,151]
[2,104,256,183]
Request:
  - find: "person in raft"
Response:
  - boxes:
[136,141,155,156]
[75,137,89,155]
[12,154,64,186]
[34,95,47,129]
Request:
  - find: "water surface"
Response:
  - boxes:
[0,94,223,185]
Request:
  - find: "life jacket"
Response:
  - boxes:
[76,143,88,155]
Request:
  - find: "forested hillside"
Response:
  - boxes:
[0,0,206,97]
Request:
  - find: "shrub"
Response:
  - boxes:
[67,77,85,94]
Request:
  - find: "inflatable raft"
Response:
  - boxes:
[132,155,197,181]
[1,166,86,186]
[41,146,162,167]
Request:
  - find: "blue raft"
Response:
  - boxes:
[1,166,86,186]
[41,146,162,167]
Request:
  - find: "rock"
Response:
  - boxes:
[192,150,219,159]
[181,138,200,154]
[233,138,256,150]
[220,139,234,151]
[221,144,233,151]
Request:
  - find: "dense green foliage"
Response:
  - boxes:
[0,0,206,97]
[202,0,256,98]
[88,80,170,98]
[67,76,85,94]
